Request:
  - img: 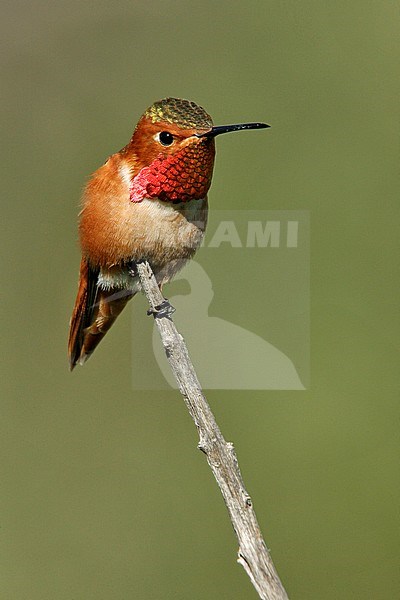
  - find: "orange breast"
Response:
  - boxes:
[79,155,208,268]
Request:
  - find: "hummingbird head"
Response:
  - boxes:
[127,97,269,203]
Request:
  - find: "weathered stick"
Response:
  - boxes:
[137,260,289,600]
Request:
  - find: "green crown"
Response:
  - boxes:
[145,97,213,130]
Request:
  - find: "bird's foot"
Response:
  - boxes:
[126,260,138,278]
[147,299,176,319]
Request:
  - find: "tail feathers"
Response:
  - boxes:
[68,259,134,370]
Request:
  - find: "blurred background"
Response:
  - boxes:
[1,1,398,598]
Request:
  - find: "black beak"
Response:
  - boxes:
[197,122,270,138]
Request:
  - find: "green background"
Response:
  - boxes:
[1,1,398,598]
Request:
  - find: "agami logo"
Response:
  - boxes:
[132,210,310,391]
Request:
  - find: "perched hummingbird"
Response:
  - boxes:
[68,98,268,369]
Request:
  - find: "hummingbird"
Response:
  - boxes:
[68,97,269,369]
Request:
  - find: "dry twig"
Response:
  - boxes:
[137,260,289,600]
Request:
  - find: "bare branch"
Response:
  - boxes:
[137,260,289,600]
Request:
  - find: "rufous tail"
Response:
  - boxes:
[68,258,134,369]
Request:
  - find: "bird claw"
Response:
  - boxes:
[127,260,138,278]
[147,299,176,319]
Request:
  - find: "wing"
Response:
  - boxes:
[68,258,100,370]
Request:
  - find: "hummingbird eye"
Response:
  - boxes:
[158,131,174,146]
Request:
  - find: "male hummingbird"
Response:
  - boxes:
[68,97,268,369]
